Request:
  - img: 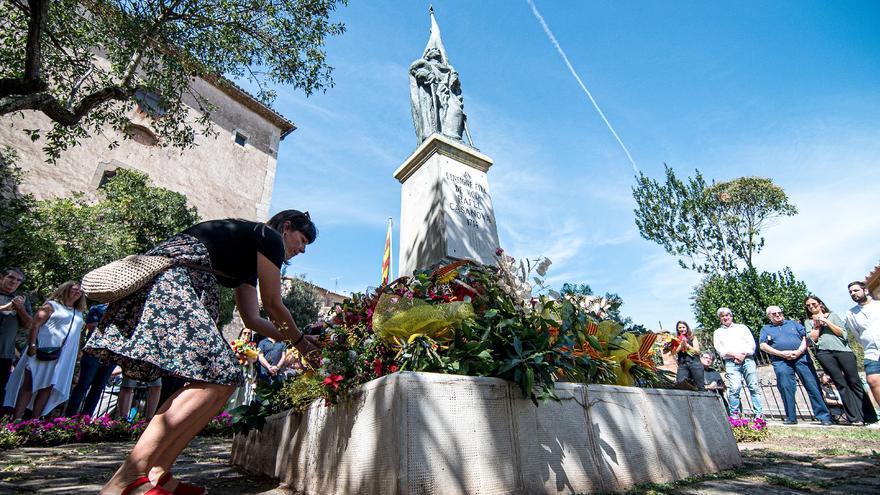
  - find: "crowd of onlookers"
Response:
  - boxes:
[0,267,294,422]
[670,280,880,427]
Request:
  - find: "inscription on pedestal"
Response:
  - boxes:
[446,171,494,229]
[441,162,498,263]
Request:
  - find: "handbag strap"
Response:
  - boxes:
[182,262,233,281]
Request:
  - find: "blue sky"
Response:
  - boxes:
[260,0,880,331]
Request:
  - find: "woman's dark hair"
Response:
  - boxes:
[267,209,317,244]
[675,321,693,338]
[803,294,830,319]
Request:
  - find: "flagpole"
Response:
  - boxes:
[389,217,394,280]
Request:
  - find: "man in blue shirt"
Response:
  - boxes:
[256,336,288,384]
[759,305,832,425]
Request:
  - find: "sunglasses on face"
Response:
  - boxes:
[769,312,783,316]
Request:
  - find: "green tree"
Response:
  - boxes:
[0,147,36,261]
[706,177,798,272]
[0,167,199,298]
[0,0,347,162]
[280,276,322,331]
[632,165,797,274]
[692,267,810,342]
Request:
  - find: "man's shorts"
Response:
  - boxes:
[120,376,162,388]
[864,358,880,376]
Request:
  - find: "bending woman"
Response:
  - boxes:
[805,295,877,425]
[86,210,319,495]
[4,281,86,419]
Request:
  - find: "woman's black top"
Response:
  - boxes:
[677,336,698,364]
[183,219,285,288]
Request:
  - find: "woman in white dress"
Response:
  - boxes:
[4,281,86,419]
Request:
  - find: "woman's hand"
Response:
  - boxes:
[27,344,36,357]
[295,337,321,368]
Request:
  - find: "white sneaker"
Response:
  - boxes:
[866,422,880,429]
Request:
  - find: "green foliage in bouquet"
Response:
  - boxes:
[234,251,672,432]
[229,379,286,434]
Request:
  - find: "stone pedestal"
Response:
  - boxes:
[394,134,500,276]
[231,372,742,494]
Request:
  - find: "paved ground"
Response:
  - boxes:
[0,437,285,495]
[0,424,878,494]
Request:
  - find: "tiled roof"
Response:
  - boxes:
[866,262,880,290]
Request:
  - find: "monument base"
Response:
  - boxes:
[231,372,741,494]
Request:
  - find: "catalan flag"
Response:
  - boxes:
[381,218,393,285]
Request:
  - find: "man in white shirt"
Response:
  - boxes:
[713,307,763,418]
[844,281,880,407]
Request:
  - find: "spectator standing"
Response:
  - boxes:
[844,281,880,411]
[674,321,704,390]
[116,377,162,421]
[65,303,115,417]
[0,267,32,405]
[712,307,763,418]
[4,281,86,419]
[805,295,877,425]
[256,336,288,384]
[759,305,832,425]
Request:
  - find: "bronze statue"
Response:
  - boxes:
[409,8,470,145]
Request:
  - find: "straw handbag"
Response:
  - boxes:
[82,255,172,303]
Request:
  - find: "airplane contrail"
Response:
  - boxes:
[526,0,640,175]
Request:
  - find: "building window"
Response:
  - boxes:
[126,124,159,146]
[234,130,248,147]
[135,89,166,118]
[98,168,118,188]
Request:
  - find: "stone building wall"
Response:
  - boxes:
[0,78,293,221]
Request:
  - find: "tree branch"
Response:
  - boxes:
[0,86,133,126]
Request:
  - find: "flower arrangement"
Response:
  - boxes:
[656,332,699,357]
[728,416,769,442]
[231,252,673,432]
[231,338,259,365]
[0,412,233,450]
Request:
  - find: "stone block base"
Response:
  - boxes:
[231,372,741,494]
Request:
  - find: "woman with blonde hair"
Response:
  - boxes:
[3,280,87,419]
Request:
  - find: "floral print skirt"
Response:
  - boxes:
[84,234,242,386]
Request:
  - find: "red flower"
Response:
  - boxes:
[373,358,383,377]
[323,374,344,390]
[389,364,398,373]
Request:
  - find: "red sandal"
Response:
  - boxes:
[121,476,173,495]
[157,471,207,495]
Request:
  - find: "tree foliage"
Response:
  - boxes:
[0,0,347,162]
[692,267,810,342]
[633,165,797,274]
[0,148,36,260]
[280,276,322,331]
[0,165,199,298]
